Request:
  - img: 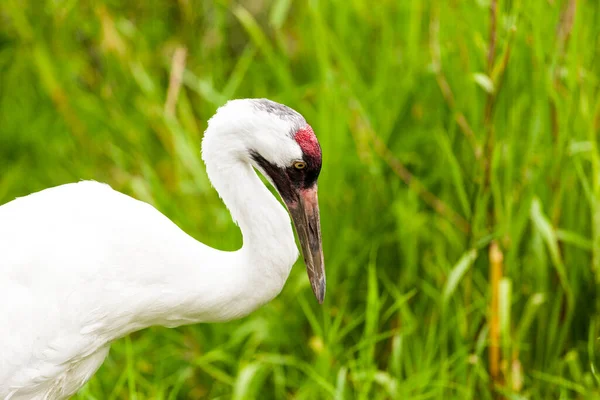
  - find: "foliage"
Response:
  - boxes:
[1,0,599,398]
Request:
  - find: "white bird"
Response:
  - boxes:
[0,99,325,399]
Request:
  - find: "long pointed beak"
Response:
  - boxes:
[287,186,326,303]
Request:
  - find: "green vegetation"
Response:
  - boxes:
[1,0,599,398]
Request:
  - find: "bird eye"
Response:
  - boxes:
[293,161,306,170]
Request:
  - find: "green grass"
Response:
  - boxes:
[1,0,600,398]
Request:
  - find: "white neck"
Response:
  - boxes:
[192,128,299,317]
[103,99,309,336]
[103,140,298,337]
[205,150,299,284]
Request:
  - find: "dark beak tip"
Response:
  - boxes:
[314,276,326,304]
[288,186,326,305]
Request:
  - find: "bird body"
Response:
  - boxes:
[0,99,325,399]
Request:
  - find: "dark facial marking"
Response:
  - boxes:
[250,150,321,206]
[249,125,322,203]
[250,151,296,204]
[295,125,322,188]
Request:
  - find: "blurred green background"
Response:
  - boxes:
[1,0,599,398]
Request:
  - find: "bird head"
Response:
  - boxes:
[204,99,326,304]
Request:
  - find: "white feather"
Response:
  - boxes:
[0,99,307,399]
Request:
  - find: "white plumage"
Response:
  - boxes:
[0,99,325,399]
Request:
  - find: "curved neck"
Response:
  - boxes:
[99,144,299,339]
[202,135,299,299]
[209,156,298,265]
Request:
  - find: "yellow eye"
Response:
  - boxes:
[293,161,306,170]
